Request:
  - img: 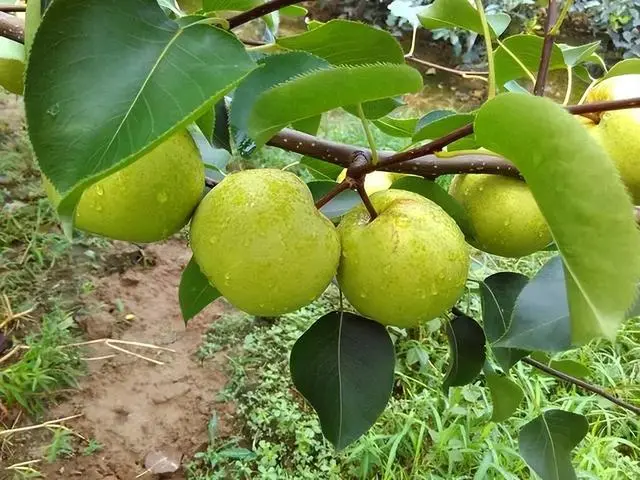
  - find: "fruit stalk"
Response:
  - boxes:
[355,183,378,221]
[0,12,23,44]
[533,0,559,96]
[227,0,307,29]
[0,6,26,13]
[314,179,352,210]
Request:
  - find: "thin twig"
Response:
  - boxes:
[105,342,165,365]
[0,346,22,365]
[0,6,25,13]
[533,0,559,96]
[314,180,352,210]
[474,0,496,98]
[523,357,640,415]
[0,414,83,436]
[356,183,378,221]
[227,0,305,29]
[406,56,489,80]
[357,104,379,165]
[61,338,176,352]
[568,97,640,116]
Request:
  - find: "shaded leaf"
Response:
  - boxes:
[277,19,405,65]
[212,100,232,152]
[494,35,565,86]
[519,410,588,480]
[187,124,230,177]
[343,97,404,120]
[307,181,360,219]
[372,116,418,138]
[301,158,343,181]
[230,52,329,157]
[290,311,395,450]
[485,372,524,422]
[25,0,255,224]
[443,314,486,391]
[179,257,221,324]
[248,63,423,148]
[292,115,321,135]
[547,359,591,379]
[413,112,475,143]
[390,176,473,239]
[558,41,600,67]
[475,93,640,345]
[418,0,510,37]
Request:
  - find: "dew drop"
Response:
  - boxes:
[503,220,511,227]
[95,185,104,196]
[156,191,168,203]
[95,204,103,212]
[224,272,231,285]
[431,290,439,296]
[359,292,367,298]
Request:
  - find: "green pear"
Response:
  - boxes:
[583,74,640,203]
[44,131,204,242]
[337,189,469,328]
[0,36,25,95]
[190,169,341,316]
[449,174,552,258]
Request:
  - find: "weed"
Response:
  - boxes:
[44,428,74,462]
[82,438,103,456]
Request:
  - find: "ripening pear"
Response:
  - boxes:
[336,169,398,195]
[583,74,640,203]
[44,131,204,242]
[337,189,469,328]
[0,36,25,95]
[190,169,341,316]
[449,174,552,258]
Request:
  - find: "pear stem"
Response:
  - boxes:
[533,0,560,96]
[355,183,378,221]
[314,180,352,210]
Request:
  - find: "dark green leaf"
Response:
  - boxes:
[26,0,254,222]
[390,176,473,239]
[196,107,216,145]
[485,372,524,422]
[372,116,418,138]
[230,52,329,157]
[292,115,322,135]
[179,257,221,324]
[277,19,405,65]
[496,256,571,352]
[475,93,640,345]
[301,158,343,181]
[480,272,530,370]
[603,58,640,79]
[343,97,405,120]
[558,41,600,67]
[290,311,395,450]
[519,410,588,480]
[443,314,486,391]
[212,100,232,152]
[307,181,360,219]
[413,112,475,143]
[494,35,565,86]
[415,109,455,130]
[218,448,257,460]
[248,63,423,148]
[418,0,510,37]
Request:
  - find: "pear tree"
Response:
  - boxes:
[2,0,640,477]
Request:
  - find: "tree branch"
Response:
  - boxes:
[227,0,306,29]
[0,6,26,13]
[533,0,559,96]
[0,12,24,44]
[314,179,352,209]
[356,183,378,220]
[522,357,640,415]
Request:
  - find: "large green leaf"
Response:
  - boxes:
[179,257,221,324]
[372,116,418,138]
[443,314,486,391]
[480,272,530,370]
[277,19,405,65]
[418,0,510,37]
[475,93,640,345]
[307,181,360,219]
[494,35,565,86]
[229,52,329,157]
[485,372,524,422]
[390,176,473,239]
[25,0,255,223]
[519,410,588,480]
[498,256,571,351]
[248,64,423,148]
[290,311,395,450]
[603,58,640,80]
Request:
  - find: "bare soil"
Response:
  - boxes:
[22,240,232,479]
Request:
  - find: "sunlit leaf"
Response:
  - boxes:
[494,35,565,86]
[301,158,343,181]
[418,0,510,37]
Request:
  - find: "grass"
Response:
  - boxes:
[188,112,640,479]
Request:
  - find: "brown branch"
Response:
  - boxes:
[314,180,351,210]
[568,97,640,116]
[523,357,640,415]
[227,0,306,29]
[356,183,378,220]
[0,6,25,13]
[0,11,24,44]
[533,0,559,96]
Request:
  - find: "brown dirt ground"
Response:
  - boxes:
[2,240,234,480]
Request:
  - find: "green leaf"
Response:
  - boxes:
[301,158,343,181]
[307,181,360,219]
[0,37,24,95]
[187,124,230,180]
[203,0,259,11]
[372,116,418,138]
[343,97,405,120]
[547,359,591,379]
[230,52,330,157]
[218,447,257,460]
[413,112,475,143]
[558,41,600,67]
[179,257,221,324]
[418,0,510,37]
[212,100,232,152]
[248,63,423,148]
[390,176,473,239]
[25,0,42,57]
[494,35,565,86]
[292,115,322,135]
[26,0,255,222]
[485,372,524,422]
[290,311,395,450]
[280,5,307,17]
[443,314,486,391]
[475,93,640,345]
[603,58,640,80]
[277,19,405,65]
[519,410,589,480]
[480,272,530,370]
